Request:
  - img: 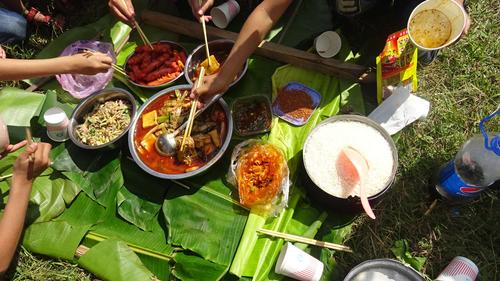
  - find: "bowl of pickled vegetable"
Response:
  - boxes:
[68,88,137,150]
[125,41,187,88]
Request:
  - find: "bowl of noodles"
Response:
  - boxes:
[128,84,233,179]
[68,88,137,150]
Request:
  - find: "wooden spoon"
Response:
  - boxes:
[337,146,375,219]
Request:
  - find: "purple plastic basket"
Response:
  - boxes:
[56,40,116,100]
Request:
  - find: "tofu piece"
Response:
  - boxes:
[140,134,157,152]
[200,55,220,75]
[142,110,157,128]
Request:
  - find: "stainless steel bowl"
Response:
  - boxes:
[344,259,425,281]
[184,39,248,87]
[128,84,233,179]
[124,40,188,89]
[68,88,137,150]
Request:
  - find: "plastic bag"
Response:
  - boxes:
[227,139,290,216]
[56,40,116,100]
[376,29,418,104]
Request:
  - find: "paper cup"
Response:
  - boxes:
[275,243,324,281]
[314,31,342,58]
[435,256,479,281]
[0,117,9,154]
[210,0,240,29]
[407,0,467,51]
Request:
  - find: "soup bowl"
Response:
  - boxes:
[128,84,233,179]
[184,39,248,87]
[301,115,398,213]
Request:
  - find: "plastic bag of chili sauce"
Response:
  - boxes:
[227,139,290,215]
[376,29,418,104]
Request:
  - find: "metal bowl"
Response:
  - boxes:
[124,40,188,89]
[301,115,398,213]
[344,259,425,281]
[68,88,137,150]
[184,39,248,87]
[128,84,233,180]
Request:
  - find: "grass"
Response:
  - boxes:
[1,0,499,280]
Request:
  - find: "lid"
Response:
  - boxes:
[272,82,321,126]
[343,259,425,281]
[479,108,499,156]
[44,107,68,125]
[56,40,116,100]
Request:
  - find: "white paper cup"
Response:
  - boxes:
[275,243,324,281]
[210,0,240,29]
[435,256,479,281]
[314,31,342,58]
[407,0,466,51]
[0,117,9,154]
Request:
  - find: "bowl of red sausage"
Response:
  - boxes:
[125,41,187,88]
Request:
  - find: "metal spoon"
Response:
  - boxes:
[155,93,223,156]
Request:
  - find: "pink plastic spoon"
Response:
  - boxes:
[337,146,376,219]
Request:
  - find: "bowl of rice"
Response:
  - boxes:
[302,115,398,213]
[68,88,137,150]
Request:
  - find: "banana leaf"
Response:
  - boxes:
[0,87,45,126]
[78,239,156,281]
[172,253,228,281]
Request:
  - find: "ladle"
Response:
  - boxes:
[337,146,376,219]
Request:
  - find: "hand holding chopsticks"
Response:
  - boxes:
[110,0,153,49]
[25,127,34,162]
[180,66,206,152]
[257,228,353,253]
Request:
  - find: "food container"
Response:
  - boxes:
[272,82,321,126]
[343,259,425,281]
[128,84,233,180]
[68,88,137,150]
[44,107,69,142]
[124,41,187,89]
[56,40,116,100]
[231,95,272,136]
[184,39,248,88]
[301,115,398,213]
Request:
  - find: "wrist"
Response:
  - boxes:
[10,175,33,194]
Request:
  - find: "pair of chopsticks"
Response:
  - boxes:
[257,228,353,253]
[180,66,206,152]
[119,0,153,49]
[82,49,127,77]
[198,0,211,68]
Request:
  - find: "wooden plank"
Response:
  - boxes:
[141,10,374,83]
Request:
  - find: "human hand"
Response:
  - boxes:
[70,52,113,75]
[108,0,135,25]
[191,73,230,102]
[0,140,27,160]
[0,46,5,59]
[188,0,214,21]
[12,142,51,186]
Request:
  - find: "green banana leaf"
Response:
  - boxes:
[172,253,228,281]
[0,87,46,127]
[78,239,156,281]
[23,220,91,260]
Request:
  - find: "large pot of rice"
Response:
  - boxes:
[301,115,398,213]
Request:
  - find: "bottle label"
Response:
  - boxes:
[437,161,484,198]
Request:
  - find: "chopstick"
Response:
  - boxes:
[112,64,127,76]
[257,228,353,253]
[180,67,206,152]
[119,0,153,49]
[200,16,211,67]
[25,127,34,162]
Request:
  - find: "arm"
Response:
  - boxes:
[0,52,112,81]
[194,0,293,98]
[0,142,51,275]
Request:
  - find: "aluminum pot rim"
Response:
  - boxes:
[128,84,233,179]
[68,87,137,150]
[183,39,248,88]
[124,40,188,89]
[343,258,425,281]
[302,114,399,200]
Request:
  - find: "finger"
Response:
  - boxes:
[110,5,131,24]
[8,140,28,153]
[101,55,113,65]
[40,143,52,167]
[199,1,213,15]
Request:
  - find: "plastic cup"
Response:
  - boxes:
[0,117,9,153]
[210,0,240,29]
[435,256,479,281]
[407,0,467,51]
[314,31,342,58]
[44,107,69,142]
[275,243,324,281]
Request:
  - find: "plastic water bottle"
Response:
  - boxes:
[435,110,500,200]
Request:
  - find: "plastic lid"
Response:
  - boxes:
[44,107,67,125]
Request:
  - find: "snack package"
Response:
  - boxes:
[227,140,290,215]
[376,29,418,104]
